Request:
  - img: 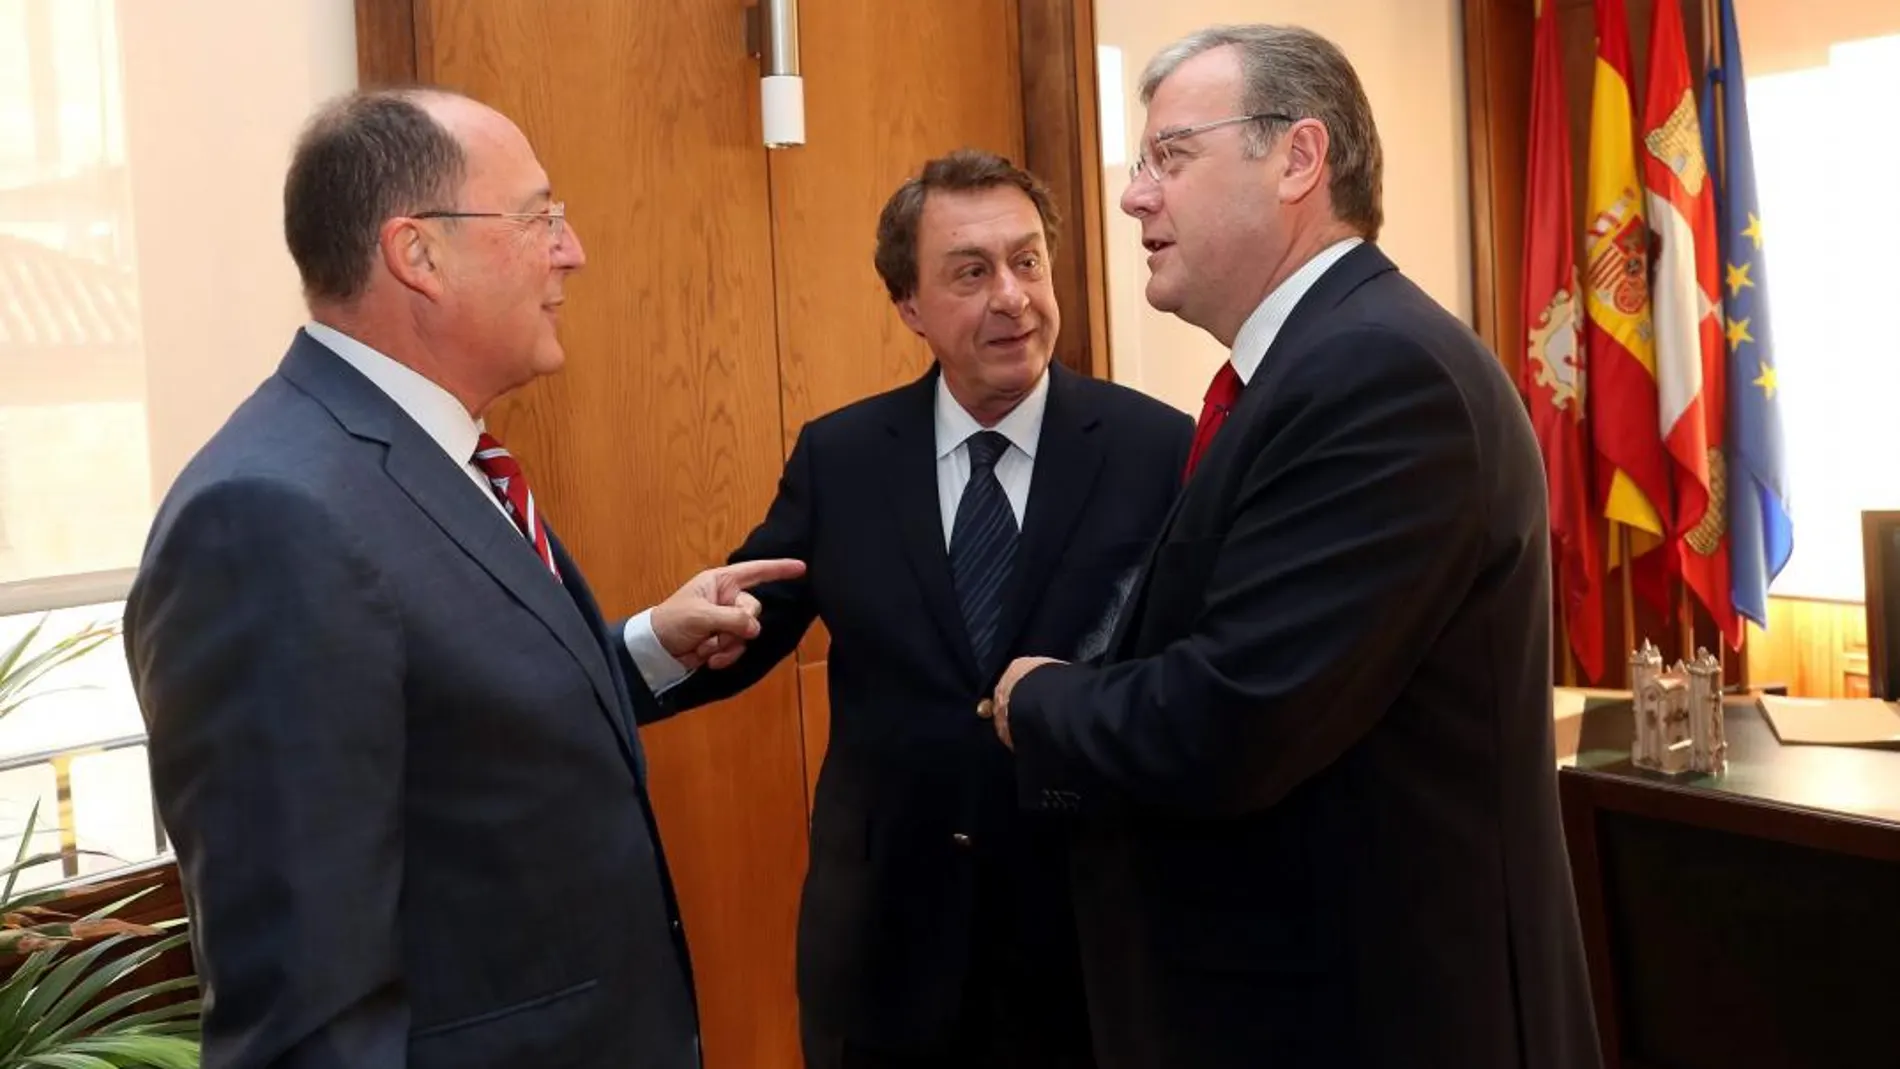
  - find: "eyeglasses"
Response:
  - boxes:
[1128,113,1296,185]
[413,202,567,240]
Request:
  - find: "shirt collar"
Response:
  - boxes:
[934,366,1051,461]
[1229,236,1364,385]
[303,321,484,466]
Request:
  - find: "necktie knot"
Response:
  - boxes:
[472,432,520,482]
[1184,362,1245,479]
[471,432,559,580]
[965,430,1011,472]
[1204,362,1243,411]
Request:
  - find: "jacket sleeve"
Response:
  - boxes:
[127,478,410,1068]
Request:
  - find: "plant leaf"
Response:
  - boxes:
[15,1051,118,1069]
[32,1033,199,1069]
[38,979,198,1050]
[0,620,118,719]
[25,932,189,1050]
[5,934,135,1055]
[0,616,50,685]
[57,990,199,1043]
[2,801,43,907]
[0,946,58,1051]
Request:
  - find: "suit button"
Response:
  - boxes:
[975,699,994,720]
[951,832,973,848]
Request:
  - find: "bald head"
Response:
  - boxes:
[283,87,480,305]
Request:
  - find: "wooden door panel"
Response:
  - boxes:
[423,3,805,1066]
[768,0,1026,453]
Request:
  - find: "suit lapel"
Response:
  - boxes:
[1107,497,1177,660]
[1106,244,1398,661]
[886,370,985,686]
[280,334,636,762]
[549,532,648,777]
[990,367,1104,674]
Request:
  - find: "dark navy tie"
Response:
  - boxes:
[948,430,1018,672]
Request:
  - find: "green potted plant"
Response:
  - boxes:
[0,613,200,1068]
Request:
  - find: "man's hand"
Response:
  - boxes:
[992,656,1063,749]
[652,559,806,670]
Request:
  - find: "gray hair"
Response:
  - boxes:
[1139,25,1383,239]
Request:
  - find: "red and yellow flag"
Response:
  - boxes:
[1585,0,1669,600]
[1641,0,1739,647]
[1523,0,1604,681]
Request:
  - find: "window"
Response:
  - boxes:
[1749,31,1900,602]
[0,0,355,890]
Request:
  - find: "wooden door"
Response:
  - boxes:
[766,0,1025,800]
[421,3,808,1065]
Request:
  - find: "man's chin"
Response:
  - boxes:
[529,345,567,378]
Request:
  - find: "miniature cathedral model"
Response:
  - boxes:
[1629,641,1727,776]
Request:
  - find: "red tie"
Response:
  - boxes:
[1184,361,1244,478]
[471,432,559,580]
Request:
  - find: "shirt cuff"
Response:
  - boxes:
[623,609,693,694]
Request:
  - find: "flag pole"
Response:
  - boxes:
[1678,576,1696,660]
[1620,527,1637,674]
[1555,594,1577,687]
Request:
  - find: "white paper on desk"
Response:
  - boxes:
[1756,695,1900,747]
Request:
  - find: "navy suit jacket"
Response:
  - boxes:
[125,331,699,1069]
[663,364,1191,1047]
[1011,246,1603,1069]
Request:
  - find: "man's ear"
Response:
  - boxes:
[1277,119,1331,205]
[895,295,927,338]
[381,217,445,299]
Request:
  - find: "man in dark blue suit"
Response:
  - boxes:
[124,88,799,1069]
[991,25,1601,1069]
[650,151,1192,1068]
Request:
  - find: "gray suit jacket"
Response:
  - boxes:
[125,330,699,1069]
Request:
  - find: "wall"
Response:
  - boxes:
[1747,598,1869,699]
[117,0,359,495]
[1093,0,1471,413]
[1734,0,1900,75]
[1736,0,1900,692]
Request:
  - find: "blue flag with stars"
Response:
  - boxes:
[1705,0,1791,629]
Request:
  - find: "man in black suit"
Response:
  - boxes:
[124,88,800,1069]
[644,150,1192,1068]
[990,26,1603,1069]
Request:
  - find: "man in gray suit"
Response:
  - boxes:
[123,88,799,1069]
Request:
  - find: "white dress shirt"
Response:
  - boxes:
[1226,237,1364,383]
[933,367,1047,544]
[623,368,1053,692]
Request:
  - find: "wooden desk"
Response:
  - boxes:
[1558,695,1900,1069]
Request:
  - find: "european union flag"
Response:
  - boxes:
[1706,0,1792,629]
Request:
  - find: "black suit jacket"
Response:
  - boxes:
[125,332,699,1069]
[1010,246,1602,1069]
[664,364,1191,1047]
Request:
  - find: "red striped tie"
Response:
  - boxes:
[471,432,559,580]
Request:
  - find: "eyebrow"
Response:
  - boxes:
[944,232,1046,260]
[516,186,552,212]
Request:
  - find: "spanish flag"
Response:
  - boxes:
[1641,0,1738,647]
[1585,0,1668,597]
